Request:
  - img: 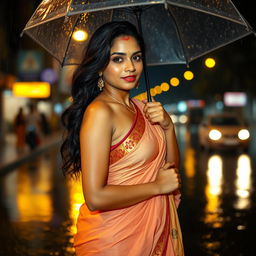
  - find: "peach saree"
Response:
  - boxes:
[74,99,184,256]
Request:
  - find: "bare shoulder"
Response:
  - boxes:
[85,99,112,118]
[81,99,113,132]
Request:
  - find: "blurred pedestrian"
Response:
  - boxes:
[14,107,26,150]
[40,112,51,136]
[25,104,41,150]
[61,21,183,255]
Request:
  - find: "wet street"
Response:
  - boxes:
[177,125,256,256]
[0,125,255,256]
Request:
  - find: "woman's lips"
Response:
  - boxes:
[122,75,136,82]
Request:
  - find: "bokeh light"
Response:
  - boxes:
[154,85,162,94]
[161,82,170,92]
[205,58,216,68]
[73,30,88,42]
[150,88,156,96]
[170,77,180,87]
[184,71,194,80]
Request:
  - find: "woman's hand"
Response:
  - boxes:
[143,98,174,130]
[154,162,181,195]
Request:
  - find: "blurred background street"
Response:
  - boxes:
[0,123,255,255]
[1,0,256,255]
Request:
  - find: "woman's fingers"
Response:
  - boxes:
[143,102,164,123]
[162,162,173,169]
[143,100,172,129]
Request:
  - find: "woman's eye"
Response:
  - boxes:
[133,55,142,62]
[112,57,123,63]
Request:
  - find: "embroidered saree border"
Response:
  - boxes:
[110,102,139,151]
[109,102,145,165]
[153,197,170,255]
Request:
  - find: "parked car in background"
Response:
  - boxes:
[198,113,250,151]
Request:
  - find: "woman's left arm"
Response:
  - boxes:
[143,99,180,168]
[162,122,180,167]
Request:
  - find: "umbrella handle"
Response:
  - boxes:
[133,7,152,102]
[142,57,151,102]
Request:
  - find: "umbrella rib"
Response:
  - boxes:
[23,14,68,31]
[66,0,74,16]
[189,31,254,63]
[61,14,81,67]
[229,0,256,35]
[166,0,248,26]
[22,32,62,65]
[167,7,189,64]
[69,2,158,16]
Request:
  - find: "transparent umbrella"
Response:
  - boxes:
[22,0,255,100]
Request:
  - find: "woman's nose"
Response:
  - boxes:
[125,59,136,72]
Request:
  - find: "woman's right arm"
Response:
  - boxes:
[80,101,179,211]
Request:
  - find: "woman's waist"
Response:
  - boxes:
[77,194,169,225]
[75,195,169,248]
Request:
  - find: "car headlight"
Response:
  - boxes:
[238,129,250,140]
[209,129,222,141]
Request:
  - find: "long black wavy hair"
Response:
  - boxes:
[60,21,145,177]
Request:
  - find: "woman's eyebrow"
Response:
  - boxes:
[111,52,126,56]
[110,50,142,56]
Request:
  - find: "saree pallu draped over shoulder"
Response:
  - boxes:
[74,99,184,256]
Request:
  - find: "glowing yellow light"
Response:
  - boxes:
[204,155,223,226]
[170,77,180,87]
[68,178,84,235]
[209,129,222,141]
[207,155,223,196]
[13,82,50,98]
[154,85,162,94]
[133,95,141,100]
[235,154,251,210]
[141,92,147,100]
[73,30,88,42]
[150,88,156,96]
[205,58,216,68]
[238,129,250,140]
[160,82,170,92]
[184,71,194,80]
[17,162,53,222]
[184,147,196,178]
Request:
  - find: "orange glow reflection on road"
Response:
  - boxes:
[184,147,196,178]
[204,155,223,226]
[17,162,52,222]
[235,154,252,210]
[68,178,84,237]
[184,143,196,197]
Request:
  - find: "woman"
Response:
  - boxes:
[61,21,184,255]
[14,107,26,150]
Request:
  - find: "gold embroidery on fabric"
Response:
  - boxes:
[153,197,170,255]
[171,228,178,239]
[109,107,145,165]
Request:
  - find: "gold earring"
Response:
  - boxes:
[98,76,104,91]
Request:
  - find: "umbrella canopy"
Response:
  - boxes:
[23,0,254,67]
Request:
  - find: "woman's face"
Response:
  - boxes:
[102,35,143,91]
